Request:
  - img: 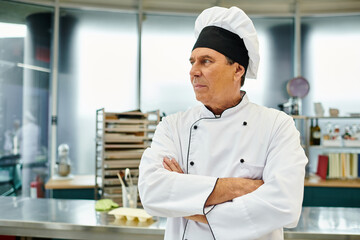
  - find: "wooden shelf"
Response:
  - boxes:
[291,115,307,119]
[45,175,95,189]
[104,159,141,168]
[104,149,144,159]
[105,127,146,132]
[304,178,360,188]
[105,119,152,124]
[104,143,149,149]
[106,111,149,116]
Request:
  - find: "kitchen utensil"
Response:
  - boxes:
[119,170,128,187]
[124,168,135,207]
[287,76,310,98]
[118,170,136,208]
[117,171,127,187]
[125,168,133,186]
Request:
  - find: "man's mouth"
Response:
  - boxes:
[194,84,207,89]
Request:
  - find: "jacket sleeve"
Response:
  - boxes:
[205,113,308,240]
[138,116,218,217]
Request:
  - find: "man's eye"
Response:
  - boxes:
[203,59,211,64]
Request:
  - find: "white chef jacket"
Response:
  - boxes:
[138,92,307,240]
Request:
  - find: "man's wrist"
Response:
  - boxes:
[206,178,238,206]
[185,214,208,224]
[224,178,242,199]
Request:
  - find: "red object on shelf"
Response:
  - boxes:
[317,155,329,180]
[30,176,45,198]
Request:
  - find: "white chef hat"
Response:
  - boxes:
[193,6,260,79]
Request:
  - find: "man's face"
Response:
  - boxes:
[189,47,240,108]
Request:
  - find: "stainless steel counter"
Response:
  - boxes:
[284,207,360,240]
[0,197,166,240]
[0,197,359,240]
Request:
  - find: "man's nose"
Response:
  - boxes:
[190,63,201,78]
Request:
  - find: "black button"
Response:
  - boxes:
[243,121,247,126]
[190,161,194,166]
[240,159,245,163]
[194,125,198,130]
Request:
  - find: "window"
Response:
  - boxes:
[0,1,53,196]
[57,9,138,174]
[248,18,294,108]
[141,14,199,115]
[302,15,360,116]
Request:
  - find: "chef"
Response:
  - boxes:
[138,6,308,240]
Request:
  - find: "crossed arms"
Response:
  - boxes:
[162,157,264,224]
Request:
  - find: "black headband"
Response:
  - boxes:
[192,26,249,71]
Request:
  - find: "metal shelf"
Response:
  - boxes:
[309,145,360,149]
[292,115,360,119]
[293,115,360,184]
[94,108,160,207]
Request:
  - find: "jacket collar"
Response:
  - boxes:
[200,91,249,118]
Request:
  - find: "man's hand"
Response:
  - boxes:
[205,178,264,206]
[163,157,184,173]
[163,157,208,224]
[162,157,264,223]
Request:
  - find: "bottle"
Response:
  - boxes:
[342,125,352,140]
[57,144,71,177]
[30,176,44,198]
[322,122,331,141]
[333,124,340,140]
[30,181,37,198]
[312,118,321,145]
[310,119,314,145]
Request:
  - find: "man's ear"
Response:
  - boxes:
[234,64,245,82]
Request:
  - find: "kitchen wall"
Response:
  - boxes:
[1,0,360,175]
